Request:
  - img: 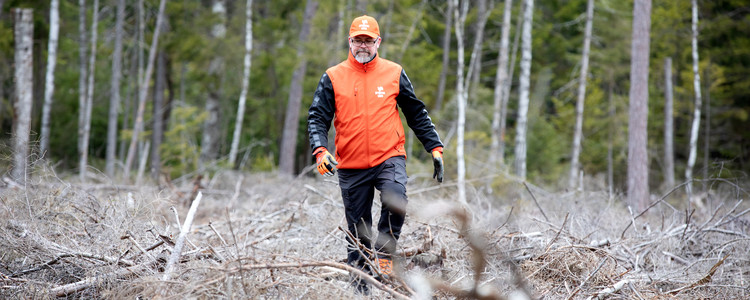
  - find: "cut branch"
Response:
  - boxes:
[162,192,203,280]
[225,260,410,300]
[667,254,729,295]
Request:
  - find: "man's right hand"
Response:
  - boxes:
[313,147,338,176]
[431,147,444,183]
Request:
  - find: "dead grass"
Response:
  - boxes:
[1,169,749,299]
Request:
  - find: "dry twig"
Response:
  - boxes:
[666,254,730,295]
[523,181,549,222]
[162,192,203,281]
[223,260,411,300]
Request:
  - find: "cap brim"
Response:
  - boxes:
[350,31,379,39]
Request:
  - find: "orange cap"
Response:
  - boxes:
[349,15,380,39]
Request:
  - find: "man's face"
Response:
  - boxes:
[349,35,380,64]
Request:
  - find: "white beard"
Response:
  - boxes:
[353,49,375,64]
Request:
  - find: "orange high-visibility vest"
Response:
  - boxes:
[308,52,442,169]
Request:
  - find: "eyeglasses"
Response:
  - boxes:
[350,38,378,47]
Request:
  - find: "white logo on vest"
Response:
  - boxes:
[375,86,386,98]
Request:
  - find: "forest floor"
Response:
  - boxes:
[1,165,749,299]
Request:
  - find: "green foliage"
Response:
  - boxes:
[0,0,746,189]
[526,116,568,186]
[400,40,442,108]
[160,104,206,178]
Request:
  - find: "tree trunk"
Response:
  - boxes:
[607,70,615,198]
[121,0,143,163]
[703,60,711,194]
[279,0,318,176]
[200,0,227,168]
[134,0,145,166]
[500,0,524,164]
[40,0,60,158]
[151,50,167,181]
[627,0,652,212]
[229,0,254,167]
[124,0,167,179]
[106,0,125,177]
[489,0,512,169]
[434,0,453,113]
[454,0,468,204]
[435,0,455,113]
[379,0,394,59]
[327,0,346,67]
[80,0,99,181]
[136,141,150,185]
[356,0,366,13]
[685,0,702,198]
[663,57,675,189]
[77,0,88,178]
[465,0,491,100]
[11,8,34,184]
[514,0,534,180]
[568,0,594,189]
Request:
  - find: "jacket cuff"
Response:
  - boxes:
[312,147,327,157]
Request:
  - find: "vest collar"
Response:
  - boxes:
[347,50,379,72]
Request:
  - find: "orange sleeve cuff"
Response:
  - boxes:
[431,147,443,153]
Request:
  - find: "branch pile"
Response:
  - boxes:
[1,173,748,299]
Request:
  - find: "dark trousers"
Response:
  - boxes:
[338,156,408,268]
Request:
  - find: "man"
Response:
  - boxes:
[307,15,444,293]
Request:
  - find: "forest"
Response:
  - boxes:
[1,0,749,299]
[0,0,747,192]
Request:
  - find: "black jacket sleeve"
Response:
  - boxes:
[307,73,336,154]
[396,69,444,153]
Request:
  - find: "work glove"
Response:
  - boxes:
[431,147,444,183]
[313,147,338,176]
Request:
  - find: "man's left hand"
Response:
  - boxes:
[313,147,338,176]
[431,147,444,183]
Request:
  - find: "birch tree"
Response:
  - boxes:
[80,0,99,181]
[11,8,33,185]
[627,0,652,212]
[40,0,59,158]
[77,0,88,176]
[229,0,254,167]
[279,0,317,175]
[663,57,675,189]
[434,0,453,113]
[454,0,468,204]
[106,0,125,177]
[120,0,144,162]
[685,0,702,198]
[356,0,367,13]
[703,61,711,192]
[379,0,394,59]
[466,0,491,99]
[151,49,167,181]
[500,0,524,164]
[199,0,227,167]
[607,71,615,197]
[489,0,513,168]
[514,0,534,179]
[568,0,594,189]
[124,0,167,179]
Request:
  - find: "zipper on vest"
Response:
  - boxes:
[363,69,371,167]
